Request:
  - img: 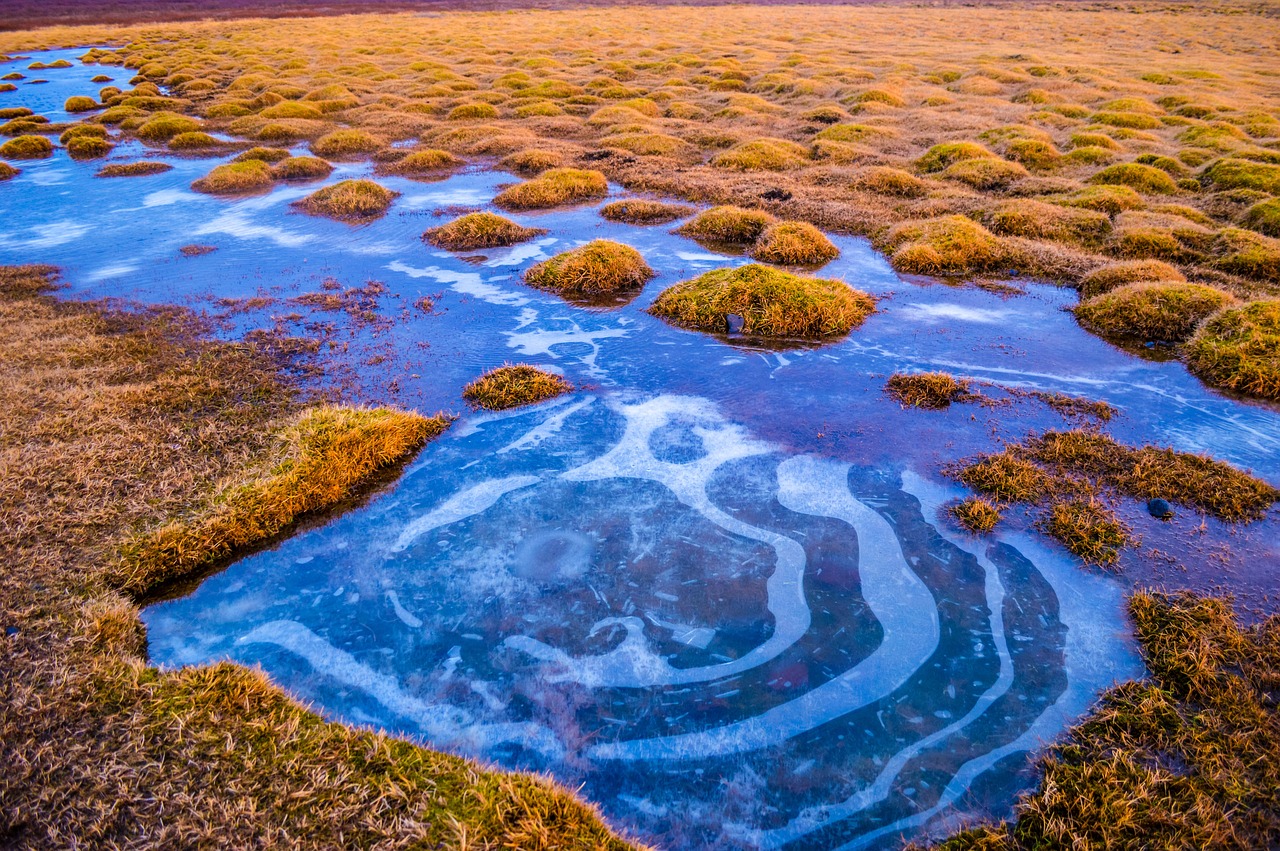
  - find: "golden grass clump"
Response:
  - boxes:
[711,138,809,171]
[295,179,398,221]
[0,134,52,159]
[60,124,107,144]
[1044,497,1131,567]
[462,364,572,410]
[376,148,463,177]
[423,212,547,251]
[1059,184,1146,215]
[986,200,1111,247]
[676,205,777,245]
[493,167,607,210]
[599,199,696,225]
[853,166,928,198]
[271,156,334,181]
[135,111,201,143]
[883,215,1010,275]
[749,221,840,266]
[1078,258,1186,298]
[234,146,291,164]
[1213,227,1280,283]
[0,162,17,180]
[448,102,500,121]
[649,263,875,340]
[499,148,564,176]
[1242,198,1280,238]
[1088,162,1180,194]
[949,496,1001,534]
[1185,300,1280,401]
[119,406,448,592]
[524,239,654,298]
[64,95,99,113]
[1202,158,1280,194]
[1074,282,1237,342]
[95,161,172,178]
[66,136,112,159]
[167,131,219,150]
[941,157,1028,190]
[311,128,382,159]
[191,159,275,195]
[885,371,975,409]
[916,141,996,173]
[931,591,1280,848]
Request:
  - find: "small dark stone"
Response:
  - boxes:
[1007,268,1020,276]
[760,188,791,202]
[582,150,612,161]
[5,626,17,637]
[1147,498,1173,519]
[724,313,746,335]
[1145,341,1156,348]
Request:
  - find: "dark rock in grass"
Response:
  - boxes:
[724,313,746,335]
[1148,498,1173,519]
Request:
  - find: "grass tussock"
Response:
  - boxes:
[0,134,52,159]
[1088,162,1180,194]
[191,159,275,195]
[0,264,633,851]
[949,496,1001,534]
[167,131,219,150]
[885,371,976,409]
[956,429,1278,524]
[1079,258,1186,298]
[524,239,654,297]
[234,146,291,164]
[376,147,463,177]
[0,162,18,181]
[1074,282,1237,342]
[95,161,172,178]
[311,128,382,159]
[119,406,448,592]
[749,221,840,266]
[883,215,1010,276]
[927,591,1280,849]
[711,138,809,171]
[271,155,333,181]
[66,136,112,159]
[649,263,875,340]
[462,363,572,410]
[1185,299,1280,401]
[493,167,607,210]
[676,205,777,245]
[600,199,696,225]
[1043,497,1131,566]
[423,211,547,251]
[295,179,398,221]
[135,112,200,143]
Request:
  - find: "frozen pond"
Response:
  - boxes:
[4,49,1279,849]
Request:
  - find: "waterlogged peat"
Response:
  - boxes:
[2,45,1279,851]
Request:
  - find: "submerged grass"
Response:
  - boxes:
[924,591,1280,849]
[885,371,975,409]
[649,263,874,340]
[0,264,637,850]
[462,363,572,410]
[949,496,1002,534]
[423,211,547,250]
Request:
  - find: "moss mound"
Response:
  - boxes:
[853,166,928,197]
[986,199,1111,246]
[1203,158,1280,194]
[1079,259,1186,298]
[168,131,219,150]
[1060,185,1146,215]
[599,199,695,225]
[949,497,1001,534]
[377,148,463,177]
[135,112,200,143]
[884,215,1009,275]
[272,156,333,181]
[463,364,572,410]
[524,239,654,298]
[749,221,839,265]
[96,161,172,178]
[649,263,875,339]
[0,135,52,159]
[448,102,500,120]
[676,205,778,245]
[941,157,1028,190]
[1213,228,1280,283]
[499,148,564,176]
[59,124,107,144]
[234,146,291,164]
[1185,300,1280,401]
[1075,282,1237,342]
[64,95,99,113]
[0,162,18,181]
[296,179,398,221]
[192,160,275,195]
[916,141,996,173]
[66,137,112,159]
[1242,198,1280,238]
[423,212,547,250]
[311,129,382,159]
[494,167,607,210]
[711,138,808,171]
[1088,162,1180,194]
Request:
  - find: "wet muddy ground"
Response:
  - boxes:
[3,49,1277,849]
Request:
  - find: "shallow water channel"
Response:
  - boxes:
[4,49,1279,849]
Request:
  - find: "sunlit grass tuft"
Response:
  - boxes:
[749,221,840,266]
[885,371,975,409]
[192,159,275,194]
[493,167,607,210]
[1185,299,1280,401]
[423,212,547,250]
[295,179,398,221]
[524,239,654,298]
[462,364,572,410]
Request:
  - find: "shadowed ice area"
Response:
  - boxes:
[4,48,1279,850]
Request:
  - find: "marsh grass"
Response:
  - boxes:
[96,160,171,177]
[0,161,17,180]
[66,136,112,159]
[423,211,547,250]
[1074,282,1237,342]
[1185,299,1280,400]
[462,363,572,410]
[885,371,977,409]
[375,147,462,177]
[649,263,874,340]
[0,264,635,851]
[1079,258,1185,298]
[295,179,398,221]
[0,133,52,158]
[600,198,695,225]
[271,155,333,181]
[676,205,777,245]
[949,496,1001,534]
[191,159,274,194]
[493,167,607,210]
[311,128,382,159]
[749,221,839,266]
[882,215,1011,276]
[1043,497,1131,566]
[524,239,654,298]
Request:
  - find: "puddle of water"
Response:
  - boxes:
[3,48,1279,850]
